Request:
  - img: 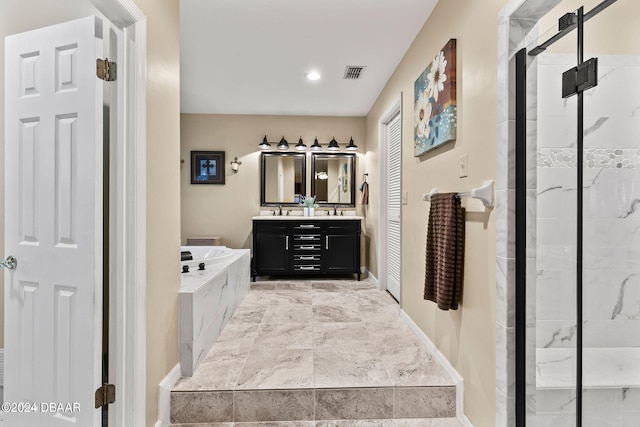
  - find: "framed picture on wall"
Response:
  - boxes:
[414,38,457,156]
[191,151,225,184]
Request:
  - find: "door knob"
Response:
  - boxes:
[1,256,17,270]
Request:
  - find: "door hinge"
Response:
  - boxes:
[562,57,598,98]
[95,383,116,409]
[97,58,117,82]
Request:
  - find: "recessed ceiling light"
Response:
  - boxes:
[306,71,321,81]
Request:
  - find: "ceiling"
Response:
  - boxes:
[180,0,438,117]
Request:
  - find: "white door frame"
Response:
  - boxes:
[378,95,402,303]
[87,1,146,426]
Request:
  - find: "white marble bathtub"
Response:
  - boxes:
[179,248,250,376]
[181,245,235,270]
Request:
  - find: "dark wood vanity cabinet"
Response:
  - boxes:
[253,221,290,274]
[324,222,360,274]
[252,219,361,281]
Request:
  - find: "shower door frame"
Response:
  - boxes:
[514,1,619,426]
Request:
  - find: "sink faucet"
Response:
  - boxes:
[333,205,338,216]
[278,205,282,216]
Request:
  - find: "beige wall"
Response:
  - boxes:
[180,114,366,251]
[539,0,640,55]
[138,0,181,426]
[364,0,506,425]
[0,1,181,426]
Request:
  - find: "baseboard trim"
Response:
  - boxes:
[156,363,181,427]
[399,310,473,426]
[0,348,4,386]
[366,270,380,288]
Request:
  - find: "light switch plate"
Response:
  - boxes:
[402,191,409,205]
[459,154,468,178]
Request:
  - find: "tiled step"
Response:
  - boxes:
[170,280,461,425]
[170,418,463,426]
[171,386,456,424]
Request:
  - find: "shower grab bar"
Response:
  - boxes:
[422,180,495,208]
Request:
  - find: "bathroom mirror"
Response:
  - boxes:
[311,153,356,206]
[261,152,306,206]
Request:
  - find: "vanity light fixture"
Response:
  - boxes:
[230,156,242,172]
[327,137,340,151]
[310,137,322,151]
[345,137,358,151]
[294,137,307,151]
[258,135,271,149]
[277,136,289,150]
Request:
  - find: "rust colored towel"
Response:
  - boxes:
[360,181,369,205]
[424,193,465,310]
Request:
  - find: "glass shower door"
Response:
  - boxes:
[581,2,640,425]
[526,17,580,427]
[517,0,640,426]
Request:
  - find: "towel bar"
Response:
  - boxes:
[422,180,495,208]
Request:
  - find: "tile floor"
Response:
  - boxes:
[171,279,461,426]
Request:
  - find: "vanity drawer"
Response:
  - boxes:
[253,221,290,233]
[294,243,321,252]
[293,234,321,242]
[293,264,321,272]
[325,221,360,233]
[293,223,322,231]
[294,254,321,263]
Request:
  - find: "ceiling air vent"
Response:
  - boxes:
[344,66,366,80]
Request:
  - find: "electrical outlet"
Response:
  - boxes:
[459,154,468,178]
[402,191,409,205]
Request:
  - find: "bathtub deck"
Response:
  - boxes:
[170,279,461,426]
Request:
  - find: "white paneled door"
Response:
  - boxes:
[386,112,402,301]
[4,16,104,426]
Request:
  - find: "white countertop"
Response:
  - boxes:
[252,215,363,220]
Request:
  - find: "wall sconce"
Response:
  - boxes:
[277,137,289,150]
[327,137,340,151]
[258,135,271,149]
[230,156,242,172]
[310,137,322,151]
[294,137,307,151]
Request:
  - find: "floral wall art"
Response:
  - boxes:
[414,39,457,156]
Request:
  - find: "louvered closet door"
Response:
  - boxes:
[386,113,401,301]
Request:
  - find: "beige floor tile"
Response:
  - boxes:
[174,278,459,424]
[235,347,314,390]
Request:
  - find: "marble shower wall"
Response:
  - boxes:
[535,53,640,350]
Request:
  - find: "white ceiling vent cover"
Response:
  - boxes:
[344,66,366,79]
